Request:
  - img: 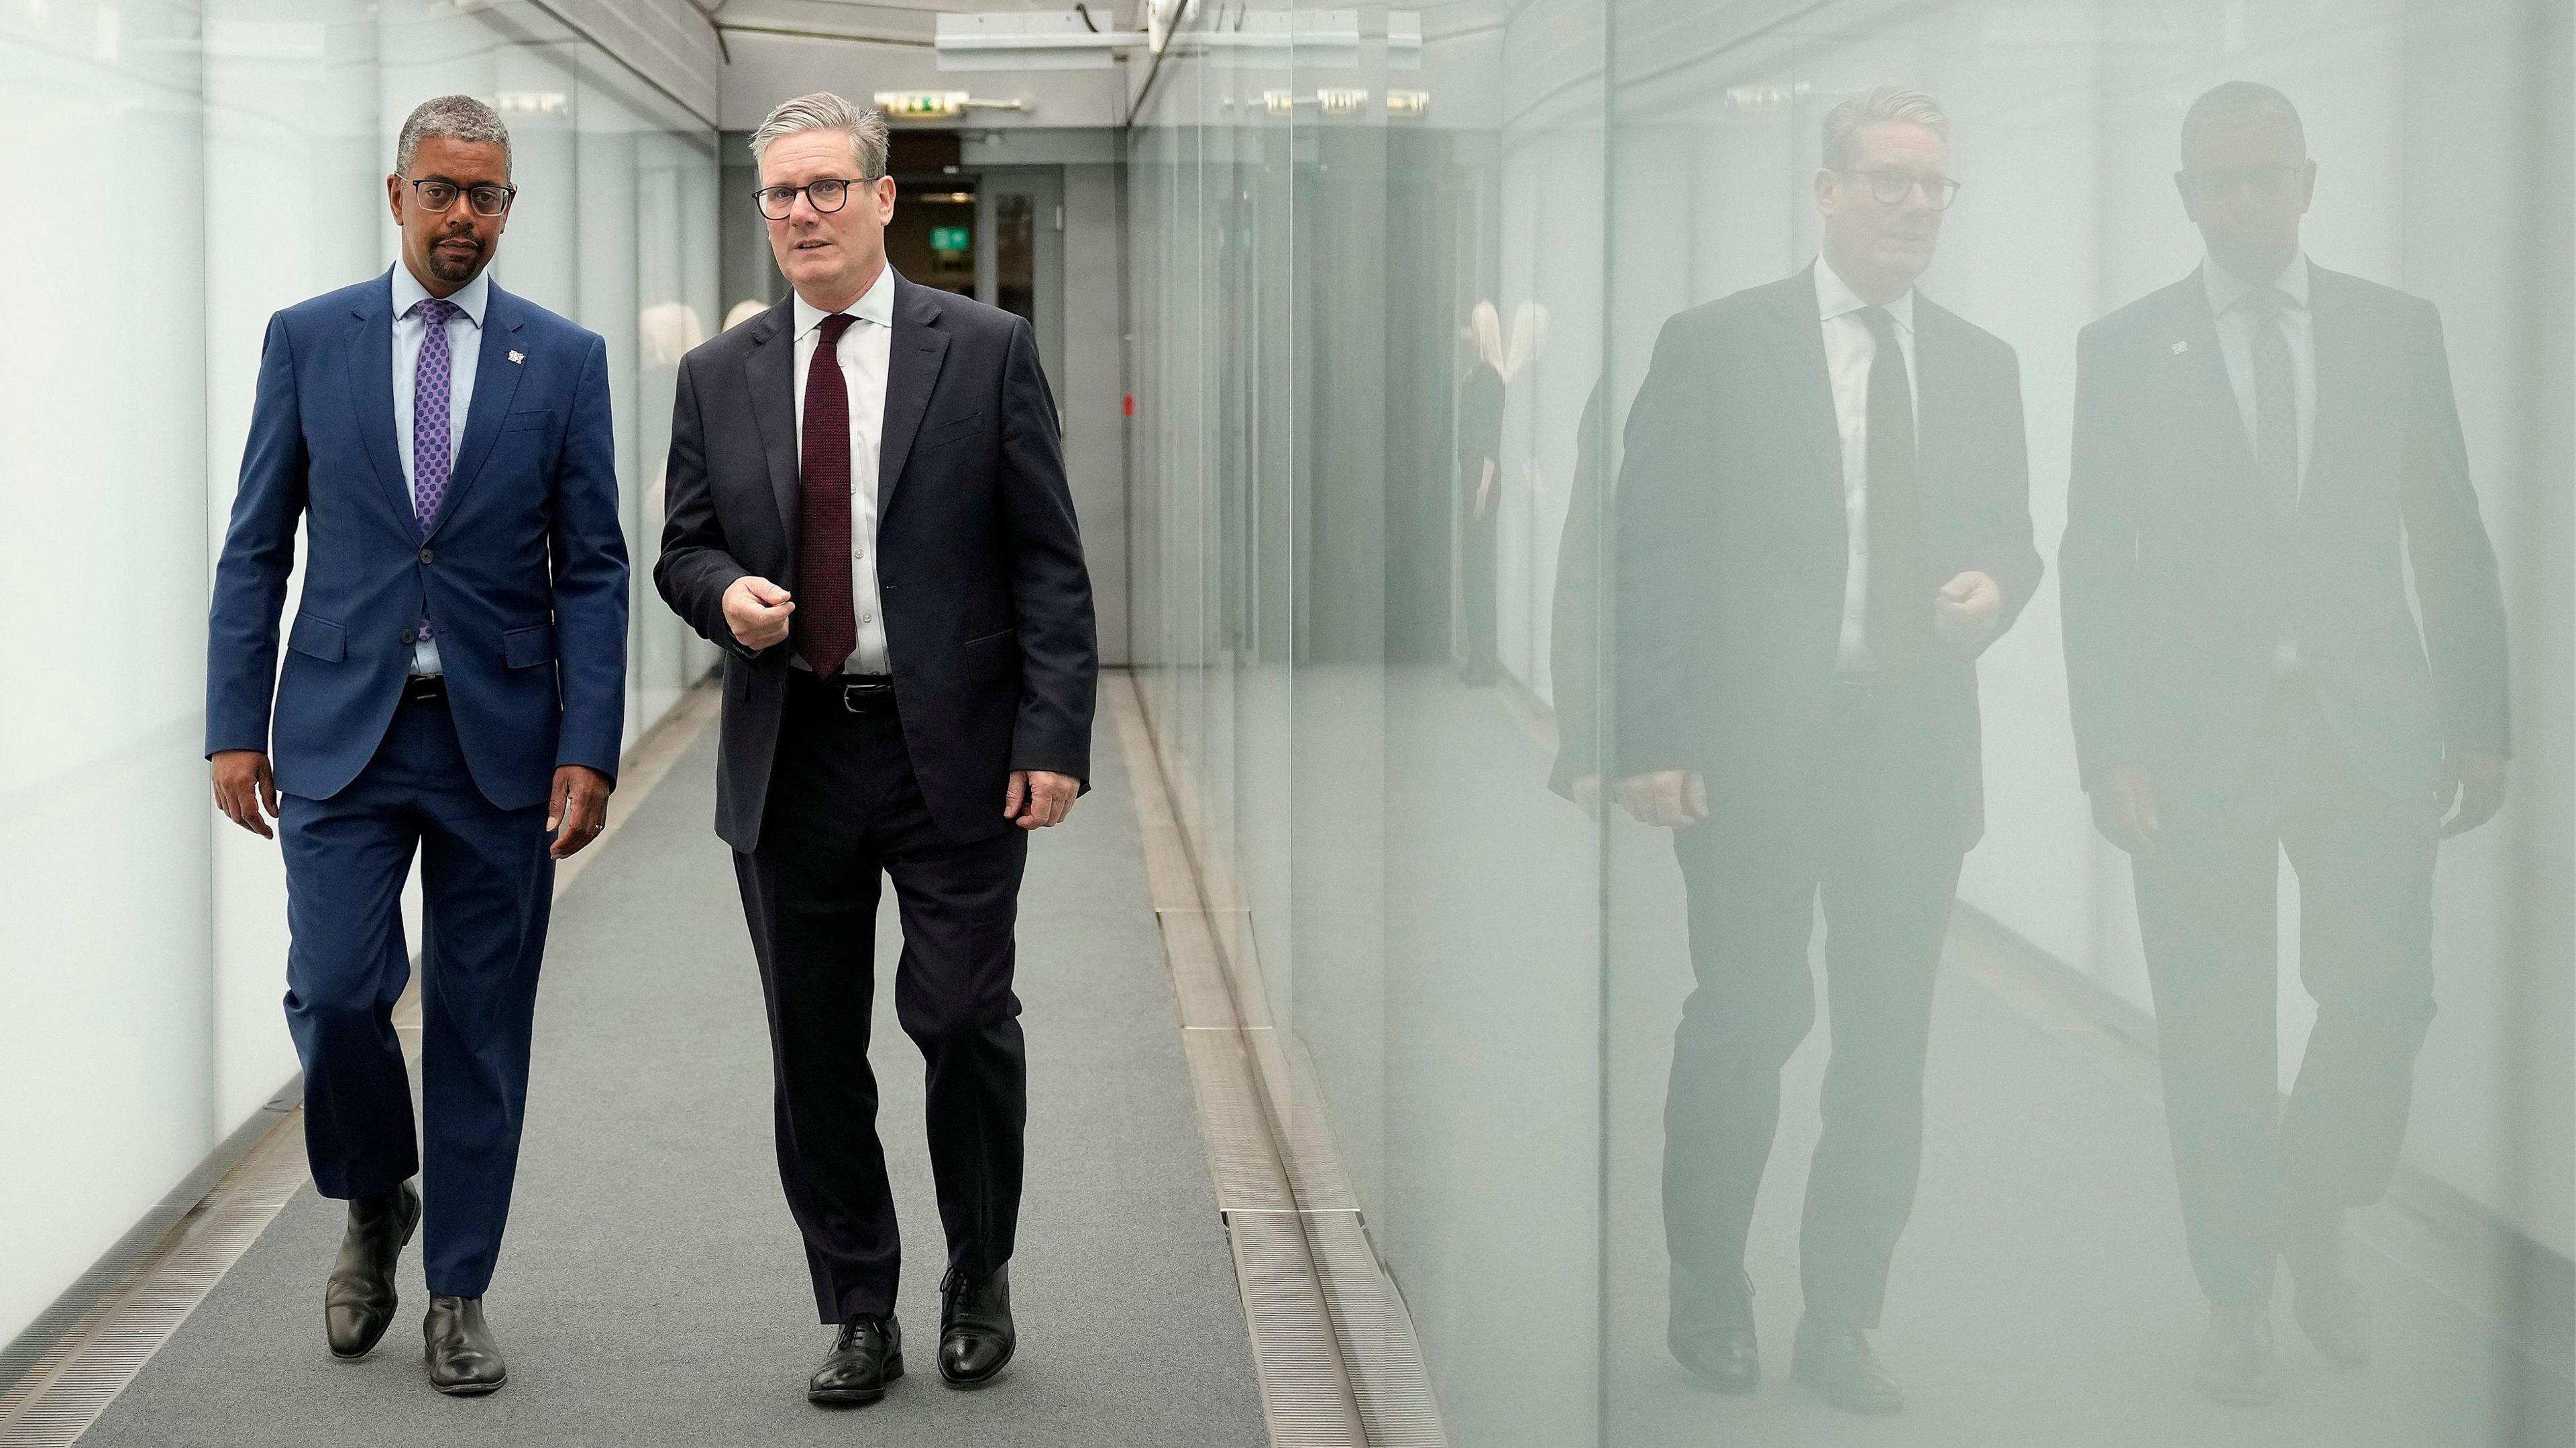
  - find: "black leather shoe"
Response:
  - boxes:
[323,1182,419,1359]
[938,1264,1016,1388]
[1666,1263,1758,1393]
[2194,1302,2279,1406]
[423,1294,506,1396]
[810,1313,904,1405]
[1790,1316,1902,1415]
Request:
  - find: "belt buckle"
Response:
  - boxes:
[838,679,892,713]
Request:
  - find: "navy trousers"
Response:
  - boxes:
[279,691,554,1298]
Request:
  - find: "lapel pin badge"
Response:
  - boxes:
[2170,339,2190,355]
[508,349,525,365]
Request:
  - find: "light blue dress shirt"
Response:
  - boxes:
[390,265,489,675]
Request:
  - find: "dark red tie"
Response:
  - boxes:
[794,313,859,675]
[1856,304,1924,674]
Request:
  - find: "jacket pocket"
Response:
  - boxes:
[963,627,1017,683]
[502,623,556,669]
[915,411,984,450]
[500,408,555,433]
[287,612,346,662]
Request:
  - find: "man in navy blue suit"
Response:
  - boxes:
[206,94,628,1396]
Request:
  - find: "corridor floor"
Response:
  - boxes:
[74,711,1266,1448]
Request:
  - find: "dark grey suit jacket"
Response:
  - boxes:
[1614,266,2042,846]
[2059,265,2508,797]
[655,275,1097,851]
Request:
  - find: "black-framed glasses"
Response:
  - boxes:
[756,176,880,220]
[405,176,517,217]
[2178,163,2308,200]
[1837,166,1962,210]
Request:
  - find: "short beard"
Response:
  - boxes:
[424,235,484,284]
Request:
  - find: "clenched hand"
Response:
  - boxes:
[724,575,796,651]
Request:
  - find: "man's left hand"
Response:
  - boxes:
[1006,770,1080,830]
[1934,570,2003,650]
[548,765,613,858]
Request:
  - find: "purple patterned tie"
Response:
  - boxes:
[411,297,460,645]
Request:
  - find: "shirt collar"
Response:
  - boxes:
[391,264,489,327]
[794,264,897,342]
[2203,250,2310,317]
[1814,254,1914,334]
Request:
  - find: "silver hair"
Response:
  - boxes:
[749,93,890,179]
[396,95,511,176]
[1821,85,1949,172]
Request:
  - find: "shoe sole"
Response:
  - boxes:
[809,1355,904,1406]
[325,1190,423,1361]
[431,1373,506,1397]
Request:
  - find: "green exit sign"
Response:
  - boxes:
[930,225,971,254]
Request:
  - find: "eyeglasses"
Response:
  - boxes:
[2178,164,2307,201]
[757,176,881,221]
[405,177,517,217]
[1835,167,1961,210]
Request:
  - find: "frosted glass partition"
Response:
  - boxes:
[1124,1,2573,1442]
[0,0,718,1350]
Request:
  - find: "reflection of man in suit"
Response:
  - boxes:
[1615,86,2039,1415]
[207,95,629,1393]
[656,94,1097,1406]
[2060,82,2509,1406]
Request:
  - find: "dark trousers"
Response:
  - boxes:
[279,691,553,1298]
[735,672,1030,1323]
[2133,673,2439,1305]
[1663,681,1964,1326]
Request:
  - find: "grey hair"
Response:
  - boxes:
[1821,85,1949,172]
[749,93,890,179]
[2181,80,2306,163]
[396,95,511,176]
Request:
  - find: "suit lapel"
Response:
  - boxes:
[878,274,951,523]
[425,284,529,540]
[743,294,802,569]
[2159,274,2276,528]
[2302,266,2371,523]
[1770,268,1843,526]
[347,272,415,537]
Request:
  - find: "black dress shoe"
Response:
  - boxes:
[810,1313,904,1405]
[938,1264,1016,1388]
[1666,1263,1758,1393]
[1790,1316,1902,1415]
[324,1182,420,1359]
[423,1294,506,1396]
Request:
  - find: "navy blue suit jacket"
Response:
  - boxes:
[207,268,629,812]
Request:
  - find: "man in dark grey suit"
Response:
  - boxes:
[655,93,1096,1408]
[1615,85,2040,1416]
[2061,82,2510,1406]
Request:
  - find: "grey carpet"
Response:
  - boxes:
[78,712,1266,1447]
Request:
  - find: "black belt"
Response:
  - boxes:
[790,670,898,714]
[403,674,447,704]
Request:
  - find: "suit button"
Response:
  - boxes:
[400,628,417,645]
[419,547,435,564]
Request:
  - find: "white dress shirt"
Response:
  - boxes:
[390,265,488,675]
[2203,251,2317,667]
[1815,256,1919,675]
[789,265,896,676]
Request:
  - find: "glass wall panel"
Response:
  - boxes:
[1128,0,2572,1441]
